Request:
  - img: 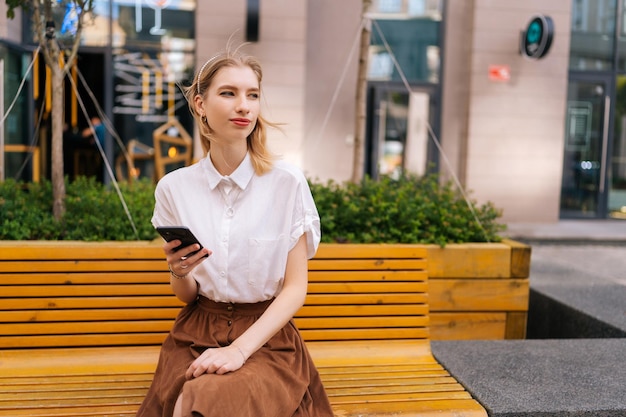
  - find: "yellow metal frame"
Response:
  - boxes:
[4,144,41,182]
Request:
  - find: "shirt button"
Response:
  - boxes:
[220,271,225,276]
[227,320,233,326]
[227,305,233,311]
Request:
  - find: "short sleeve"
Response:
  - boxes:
[151,179,178,228]
[289,178,321,259]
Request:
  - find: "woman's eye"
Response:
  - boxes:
[249,93,259,99]
[220,91,234,96]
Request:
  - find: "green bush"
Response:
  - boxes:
[0,174,505,244]
[0,177,157,241]
[310,174,505,245]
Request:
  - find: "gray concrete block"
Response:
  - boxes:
[431,339,626,417]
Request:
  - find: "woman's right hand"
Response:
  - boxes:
[164,240,211,303]
[164,239,211,278]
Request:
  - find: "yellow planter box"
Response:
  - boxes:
[315,240,530,340]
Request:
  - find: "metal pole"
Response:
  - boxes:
[103,0,114,185]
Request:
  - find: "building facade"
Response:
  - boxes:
[1,0,625,223]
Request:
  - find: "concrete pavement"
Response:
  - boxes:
[504,219,626,245]
[430,220,626,417]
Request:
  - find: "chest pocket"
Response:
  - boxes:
[248,236,289,291]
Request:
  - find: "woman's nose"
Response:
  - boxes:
[236,96,250,113]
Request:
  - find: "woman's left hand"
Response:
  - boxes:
[186,345,247,378]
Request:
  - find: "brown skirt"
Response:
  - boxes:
[136,296,334,417]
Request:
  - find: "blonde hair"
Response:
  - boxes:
[184,45,277,175]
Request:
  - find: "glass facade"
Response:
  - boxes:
[1,45,34,181]
[611,75,626,217]
[569,0,616,71]
[566,0,626,219]
[19,0,196,181]
[365,0,442,179]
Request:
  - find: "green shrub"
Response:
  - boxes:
[0,173,505,244]
[0,177,157,241]
[63,177,157,241]
[0,179,57,240]
[310,174,505,245]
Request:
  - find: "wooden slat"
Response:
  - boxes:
[0,241,428,261]
[300,328,428,341]
[0,293,427,311]
[503,238,532,278]
[0,375,153,391]
[297,304,429,317]
[0,284,171,298]
[0,241,164,260]
[294,316,428,329]
[314,244,428,259]
[0,272,170,285]
[0,346,161,374]
[429,312,507,340]
[0,296,184,311]
[425,243,511,278]
[308,270,427,282]
[0,308,180,323]
[0,405,140,417]
[308,281,428,293]
[321,376,459,388]
[320,366,450,379]
[0,389,147,404]
[0,333,168,349]
[308,258,427,271]
[304,293,427,305]
[3,317,427,337]
[330,399,487,417]
[1,320,175,336]
[0,270,425,285]
[307,340,436,365]
[0,302,427,318]
[429,278,530,311]
[505,311,528,339]
[0,260,167,273]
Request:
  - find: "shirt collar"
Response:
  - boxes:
[203,152,254,191]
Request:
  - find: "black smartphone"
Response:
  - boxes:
[156,226,209,258]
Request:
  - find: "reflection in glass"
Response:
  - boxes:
[373,90,431,179]
[570,0,616,70]
[617,0,626,70]
[1,46,33,181]
[368,18,440,83]
[561,81,606,217]
[371,0,442,20]
[610,76,626,218]
[378,92,408,179]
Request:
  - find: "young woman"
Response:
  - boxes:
[135,46,334,417]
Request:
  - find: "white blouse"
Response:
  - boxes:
[151,153,321,303]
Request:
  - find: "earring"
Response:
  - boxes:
[201,115,207,123]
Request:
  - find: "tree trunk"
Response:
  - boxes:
[351,2,371,183]
[50,63,66,219]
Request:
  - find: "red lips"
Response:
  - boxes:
[230,118,251,127]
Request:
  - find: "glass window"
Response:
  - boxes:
[560,80,607,217]
[616,0,626,70]
[368,18,441,83]
[371,0,442,20]
[1,45,34,181]
[570,0,616,71]
[81,0,195,48]
[610,75,626,217]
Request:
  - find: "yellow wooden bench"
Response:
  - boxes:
[0,241,486,417]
